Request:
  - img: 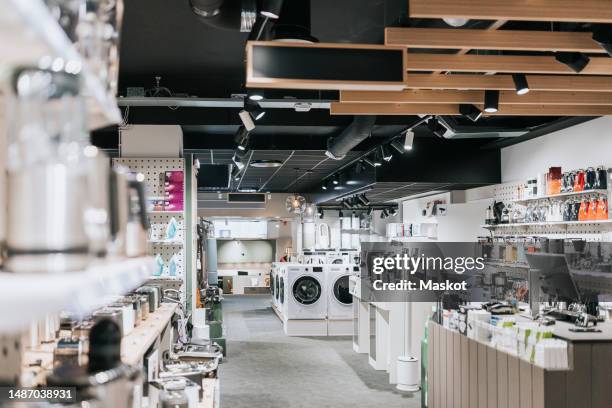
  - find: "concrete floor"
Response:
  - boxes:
[219,295,421,408]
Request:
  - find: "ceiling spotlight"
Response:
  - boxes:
[390,140,405,154]
[248,89,264,101]
[555,52,590,73]
[389,208,398,217]
[235,126,250,151]
[592,25,612,57]
[403,129,414,151]
[428,117,451,138]
[484,90,499,113]
[238,110,256,131]
[381,145,393,162]
[342,200,351,209]
[317,208,324,219]
[245,98,266,121]
[260,0,283,19]
[332,174,339,185]
[512,73,530,95]
[372,151,382,167]
[363,156,376,167]
[367,207,374,216]
[322,181,328,191]
[459,104,483,122]
[443,17,468,27]
[232,154,245,170]
[357,194,370,206]
[381,209,389,219]
[231,166,242,181]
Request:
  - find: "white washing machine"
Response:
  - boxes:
[270,264,278,308]
[283,265,327,336]
[326,264,358,335]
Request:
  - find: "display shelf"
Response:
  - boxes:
[121,302,177,365]
[481,219,612,229]
[148,239,184,246]
[341,228,373,234]
[0,257,156,334]
[150,210,184,215]
[514,189,608,205]
[0,0,122,129]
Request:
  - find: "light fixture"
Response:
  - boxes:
[321,181,328,191]
[390,140,405,154]
[389,208,398,217]
[381,145,393,162]
[317,208,324,219]
[332,174,339,185]
[231,166,242,181]
[233,154,245,170]
[260,0,284,19]
[555,52,590,73]
[235,126,250,151]
[428,117,451,138]
[245,98,266,121]
[250,159,283,168]
[403,129,414,151]
[484,90,499,113]
[381,209,389,219]
[363,156,376,167]
[238,110,256,131]
[512,73,530,95]
[285,194,306,214]
[367,207,374,216]
[372,151,382,167]
[248,89,264,101]
[339,210,344,218]
[459,104,483,122]
[342,200,351,209]
[592,25,612,57]
[357,194,370,206]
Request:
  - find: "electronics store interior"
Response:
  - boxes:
[2,1,612,407]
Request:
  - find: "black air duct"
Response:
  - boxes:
[325,116,376,160]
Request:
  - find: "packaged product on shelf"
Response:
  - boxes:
[165,170,184,184]
[154,254,164,276]
[166,217,179,240]
[168,254,179,277]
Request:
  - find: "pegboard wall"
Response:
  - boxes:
[489,181,612,241]
[112,158,187,302]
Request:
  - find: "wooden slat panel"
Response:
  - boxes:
[340,90,612,105]
[385,27,604,53]
[460,336,469,408]
[441,326,448,408]
[519,360,532,408]
[531,366,545,408]
[591,343,612,408]
[447,331,454,408]
[453,333,461,408]
[406,53,612,75]
[469,339,478,408]
[428,322,435,408]
[487,347,498,408]
[477,343,488,408]
[404,73,612,92]
[409,0,612,23]
[508,355,520,408]
[497,352,509,408]
[543,370,566,408]
[330,102,612,116]
[566,344,591,408]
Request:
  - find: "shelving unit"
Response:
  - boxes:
[514,189,608,205]
[482,219,612,229]
[0,0,122,129]
[0,257,156,334]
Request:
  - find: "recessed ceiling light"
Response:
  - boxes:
[250,159,283,168]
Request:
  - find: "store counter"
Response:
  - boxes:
[427,320,612,408]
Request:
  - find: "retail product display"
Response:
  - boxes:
[164,171,185,211]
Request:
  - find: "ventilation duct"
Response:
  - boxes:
[325,116,376,160]
[190,0,256,32]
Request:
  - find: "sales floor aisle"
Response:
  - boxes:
[219,295,419,408]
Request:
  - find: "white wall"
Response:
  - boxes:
[501,116,612,182]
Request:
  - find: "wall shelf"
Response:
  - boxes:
[481,219,612,229]
[514,189,608,205]
[0,257,156,334]
[0,0,122,129]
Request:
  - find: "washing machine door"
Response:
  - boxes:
[333,275,352,305]
[292,276,322,305]
[275,275,279,300]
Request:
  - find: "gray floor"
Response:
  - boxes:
[219,295,421,408]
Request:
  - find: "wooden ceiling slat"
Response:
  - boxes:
[406,53,612,75]
[385,27,604,53]
[404,74,612,92]
[409,0,612,24]
[340,90,612,105]
[330,102,612,116]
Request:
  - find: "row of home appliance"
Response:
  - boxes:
[270,262,358,336]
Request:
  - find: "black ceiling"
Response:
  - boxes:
[90,0,600,200]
